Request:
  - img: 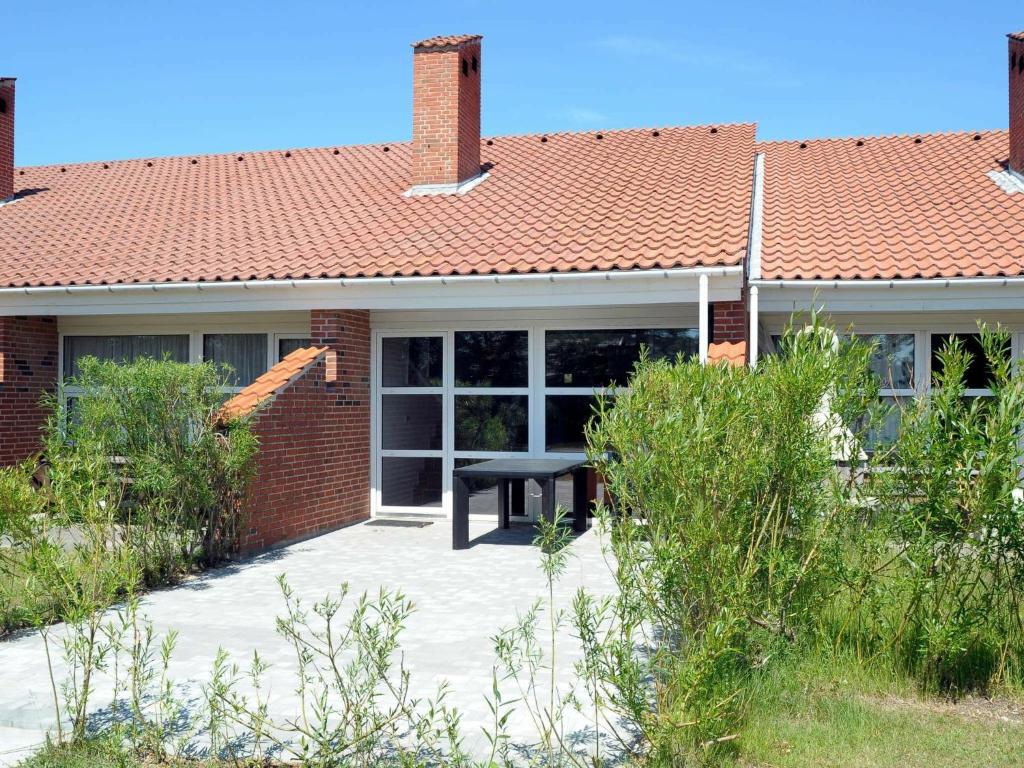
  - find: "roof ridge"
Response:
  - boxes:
[756,128,1006,148]
[16,123,759,172]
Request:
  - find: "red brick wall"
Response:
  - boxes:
[1010,36,1024,174]
[0,316,58,465]
[0,78,15,200]
[239,310,370,552]
[712,299,747,344]
[411,39,481,186]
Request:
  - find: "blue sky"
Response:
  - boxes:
[6,1,1022,166]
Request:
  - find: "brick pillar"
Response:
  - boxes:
[0,316,58,465]
[711,298,747,344]
[237,310,371,552]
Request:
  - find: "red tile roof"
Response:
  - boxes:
[220,346,326,420]
[707,340,747,366]
[0,124,755,289]
[758,131,1024,280]
[413,34,482,49]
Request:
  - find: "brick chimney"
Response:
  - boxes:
[0,78,14,200]
[409,35,483,194]
[1010,32,1024,175]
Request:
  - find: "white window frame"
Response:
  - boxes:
[273,332,314,363]
[370,314,699,519]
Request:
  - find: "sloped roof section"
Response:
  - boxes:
[758,131,1024,280]
[707,340,747,366]
[0,124,755,289]
[220,346,327,421]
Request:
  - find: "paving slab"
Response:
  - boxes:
[0,519,618,764]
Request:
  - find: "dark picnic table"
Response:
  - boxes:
[451,458,591,549]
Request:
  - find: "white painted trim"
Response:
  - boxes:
[753,278,1024,314]
[698,274,709,363]
[0,266,743,316]
[746,152,765,281]
[749,285,759,368]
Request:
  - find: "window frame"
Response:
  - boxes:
[370,315,699,519]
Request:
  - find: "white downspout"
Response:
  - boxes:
[749,284,759,368]
[698,273,709,363]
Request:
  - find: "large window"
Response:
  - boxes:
[544,328,697,453]
[454,330,529,454]
[377,335,445,511]
[374,324,698,517]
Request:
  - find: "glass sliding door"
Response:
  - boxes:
[377,335,445,512]
[453,330,531,519]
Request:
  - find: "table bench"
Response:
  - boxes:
[451,458,591,549]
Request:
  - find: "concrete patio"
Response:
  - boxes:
[0,518,618,765]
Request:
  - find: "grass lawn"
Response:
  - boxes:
[740,651,1024,768]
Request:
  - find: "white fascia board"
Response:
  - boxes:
[752,277,1024,314]
[745,152,765,280]
[0,266,744,317]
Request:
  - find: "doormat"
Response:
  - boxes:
[365,519,434,528]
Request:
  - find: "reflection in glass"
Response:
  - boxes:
[866,334,915,390]
[545,328,697,387]
[381,394,443,450]
[381,457,442,508]
[382,337,443,387]
[454,331,529,387]
[455,395,529,452]
[545,395,606,453]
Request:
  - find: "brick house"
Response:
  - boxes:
[1,32,1023,550]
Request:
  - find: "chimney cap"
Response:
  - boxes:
[0,78,16,85]
[1009,31,1024,41]
[412,34,482,51]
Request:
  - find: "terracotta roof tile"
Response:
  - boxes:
[219,346,326,420]
[412,34,481,49]
[0,125,756,288]
[758,131,1024,280]
[707,340,746,366]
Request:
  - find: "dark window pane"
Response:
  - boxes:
[381,394,443,450]
[382,337,443,387]
[455,331,529,387]
[455,395,529,452]
[381,457,442,508]
[278,337,312,360]
[203,333,268,387]
[866,334,915,390]
[545,395,606,453]
[545,329,697,387]
[930,333,1008,390]
[64,335,190,378]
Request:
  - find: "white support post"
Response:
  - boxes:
[749,285,759,368]
[698,273,709,363]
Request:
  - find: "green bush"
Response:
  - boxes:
[49,356,259,583]
[584,320,876,763]
[833,325,1024,694]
